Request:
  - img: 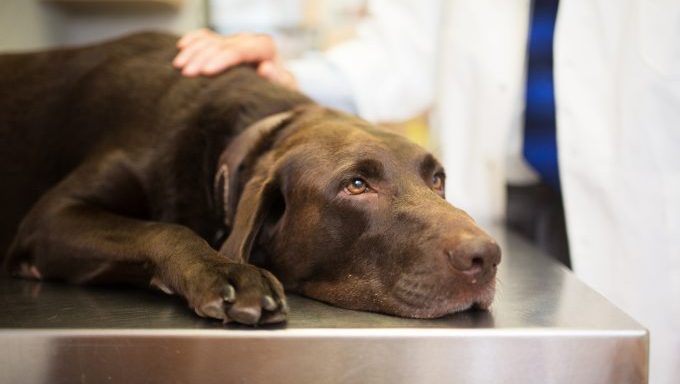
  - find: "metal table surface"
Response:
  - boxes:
[0,229,648,384]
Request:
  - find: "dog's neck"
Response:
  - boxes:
[213,110,295,229]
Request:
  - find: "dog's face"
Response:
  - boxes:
[221,107,500,318]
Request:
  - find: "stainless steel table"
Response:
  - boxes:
[0,230,648,384]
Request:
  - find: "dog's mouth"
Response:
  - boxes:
[294,271,498,319]
[462,280,497,311]
[444,278,497,314]
[389,275,497,319]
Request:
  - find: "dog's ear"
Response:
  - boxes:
[218,171,280,263]
[214,111,294,230]
[215,110,295,263]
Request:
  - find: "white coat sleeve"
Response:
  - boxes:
[286,53,358,114]
[287,0,442,123]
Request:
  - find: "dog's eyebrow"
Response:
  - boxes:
[419,154,439,178]
[347,159,385,179]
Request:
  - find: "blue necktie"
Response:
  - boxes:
[523,0,560,192]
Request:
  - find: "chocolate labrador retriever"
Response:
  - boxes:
[0,32,500,325]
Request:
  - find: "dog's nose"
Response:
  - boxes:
[445,236,501,278]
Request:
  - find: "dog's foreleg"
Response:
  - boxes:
[4,156,286,325]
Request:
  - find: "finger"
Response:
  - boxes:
[189,35,274,76]
[177,28,211,49]
[276,71,298,90]
[231,34,277,63]
[201,49,244,76]
[257,60,276,78]
[178,34,278,76]
[203,36,275,75]
[177,33,273,68]
[173,37,217,69]
[174,37,215,68]
[182,43,226,76]
[258,61,297,90]
[278,71,298,90]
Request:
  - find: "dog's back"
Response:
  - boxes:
[0,32,311,259]
[0,32,183,257]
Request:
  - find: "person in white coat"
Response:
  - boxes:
[174,1,679,382]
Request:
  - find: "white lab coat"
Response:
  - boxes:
[556,1,680,382]
[290,0,680,382]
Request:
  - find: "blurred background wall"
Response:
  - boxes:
[0,0,363,54]
[0,0,205,51]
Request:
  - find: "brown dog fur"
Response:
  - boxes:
[0,32,500,325]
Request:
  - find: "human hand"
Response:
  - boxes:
[173,29,297,90]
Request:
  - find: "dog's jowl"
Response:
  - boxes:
[0,32,500,325]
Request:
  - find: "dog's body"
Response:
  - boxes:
[0,33,500,325]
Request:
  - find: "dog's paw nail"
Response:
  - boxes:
[260,311,287,324]
[222,284,236,303]
[227,306,261,325]
[261,295,277,311]
[200,301,226,320]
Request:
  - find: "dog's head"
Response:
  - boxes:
[218,106,500,318]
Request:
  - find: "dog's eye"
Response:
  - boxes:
[432,173,444,192]
[346,178,368,195]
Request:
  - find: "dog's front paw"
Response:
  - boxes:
[183,262,288,326]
